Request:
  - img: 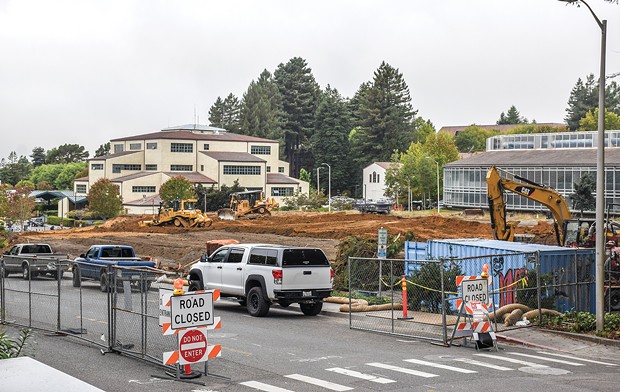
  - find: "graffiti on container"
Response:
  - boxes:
[496,267,527,307]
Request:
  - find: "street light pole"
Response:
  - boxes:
[316,167,321,196]
[560,0,606,331]
[322,163,331,212]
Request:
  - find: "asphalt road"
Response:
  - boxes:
[3,274,620,392]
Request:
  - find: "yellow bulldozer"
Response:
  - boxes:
[141,199,212,228]
[217,190,279,220]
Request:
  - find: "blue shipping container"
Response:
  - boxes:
[405,239,595,313]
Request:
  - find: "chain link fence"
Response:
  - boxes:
[348,250,605,343]
[0,261,183,369]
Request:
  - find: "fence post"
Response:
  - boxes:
[348,257,352,328]
[107,265,114,353]
[1,264,4,324]
[57,260,61,332]
[440,260,447,345]
[536,251,542,326]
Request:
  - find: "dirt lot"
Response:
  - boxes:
[7,210,555,266]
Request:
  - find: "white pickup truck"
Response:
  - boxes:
[188,244,333,317]
[1,243,69,279]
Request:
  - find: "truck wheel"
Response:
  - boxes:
[247,287,270,317]
[188,280,203,291]
[72,266,81,287]
[51,270,64,280]
[22,264,30,280]
[100,272,110,292]
[300,302,323,316]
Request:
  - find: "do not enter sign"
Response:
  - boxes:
[179,328,208,365]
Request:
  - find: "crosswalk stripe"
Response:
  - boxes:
[240,380,294,392]
[367,362,438,378]
[403,358,478,374]
[508,352,584,366]
[326,367,396,383]
[474,353,549,368]
[536,351,619,366]
[285,374,353,391]
[453,357,512,371]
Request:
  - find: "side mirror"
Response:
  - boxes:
[200,254,208,263]
[79,253,86,258]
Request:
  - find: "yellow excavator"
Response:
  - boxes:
[217,190,279,220]
[141,199,212,228]
[486,166,572,246]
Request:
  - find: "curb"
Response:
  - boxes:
[497,328,620,350]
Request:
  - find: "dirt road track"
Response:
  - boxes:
[9,211,554,264]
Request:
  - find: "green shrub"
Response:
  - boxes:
[47,216,75,227]
[0,328,33,359]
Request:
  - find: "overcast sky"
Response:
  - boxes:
[1,0,619,161]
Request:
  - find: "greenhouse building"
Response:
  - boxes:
[443,130,620,212]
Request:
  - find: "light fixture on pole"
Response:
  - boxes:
[560,0,607,332]
[322,163,331,212]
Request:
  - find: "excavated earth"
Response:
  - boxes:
[7,211,556,268]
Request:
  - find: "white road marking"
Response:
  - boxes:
[508,352,584,366]
[403,358,477,374]
[453,357,512,371]
[285,374,353,391]
[239,381,294,392]
[536,351,619,366]
[366,362,438,378]
[474,353,548,368]
[326,367,396,383]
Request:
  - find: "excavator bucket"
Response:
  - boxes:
[217,208,236,220]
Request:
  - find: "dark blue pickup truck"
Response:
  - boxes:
[72,245,156,292]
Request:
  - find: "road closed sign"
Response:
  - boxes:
[178,327,208,365]
[170,291,214,330]
[461,278,488,304]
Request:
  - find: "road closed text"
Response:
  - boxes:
[170,292,214,329]
[462,280,488,303]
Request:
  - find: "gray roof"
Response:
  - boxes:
[30,190,87,203]
[162,172,216,183]
[446,148,620,167]
[201,151,266,163]
[267,173,299,185]
[88,151,139,161]
[111,129,275,144]
[162,124,228,133]
[111,172,157,182]
[124,194,162,206]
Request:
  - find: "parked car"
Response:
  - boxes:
[1,243,69,279]
[188,244,333,317]
[72,245,156,292]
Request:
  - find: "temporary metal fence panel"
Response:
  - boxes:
[348,257,448,343]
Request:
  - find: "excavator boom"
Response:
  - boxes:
[486,166,572,245]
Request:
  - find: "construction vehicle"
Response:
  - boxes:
[141,199,212,228]
[486,166,620,247]
[217,190,279,220]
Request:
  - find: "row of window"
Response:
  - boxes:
[488,131,620,151]
[132,186,156,193]
[113,142,274,154]
[77,184,295,197]
[369,171,381,183]
[101,163,287,175]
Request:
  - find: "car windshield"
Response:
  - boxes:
[282,249,329,266]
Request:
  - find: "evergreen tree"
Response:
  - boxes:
[209,93,242,132]
[241,70,283,141]
[30,147,46,167]
[46,144,89,163]
[94,142,110,157]
[565,74,620,131]
[0,153,32,186]
[274,57,320,176]
[571,173,595,214]
[311,86,353,194]
[208,97,226,128]
[353,62,417,165]
[497,105,527,125]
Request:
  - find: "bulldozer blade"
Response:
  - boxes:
[217,208,236,220]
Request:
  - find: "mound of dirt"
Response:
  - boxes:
[10,211,556,267]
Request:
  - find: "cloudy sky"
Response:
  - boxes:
[1,0,619,161]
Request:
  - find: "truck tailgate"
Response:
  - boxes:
[282,266,331,290]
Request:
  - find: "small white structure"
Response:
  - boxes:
[362,162,397,200]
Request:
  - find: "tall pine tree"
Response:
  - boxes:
[209,93,242,132]
[353,62,417,165]
[274,57,320,177]
[312,86,353,194]
[565,74,620,130]
[240,69,283,141]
